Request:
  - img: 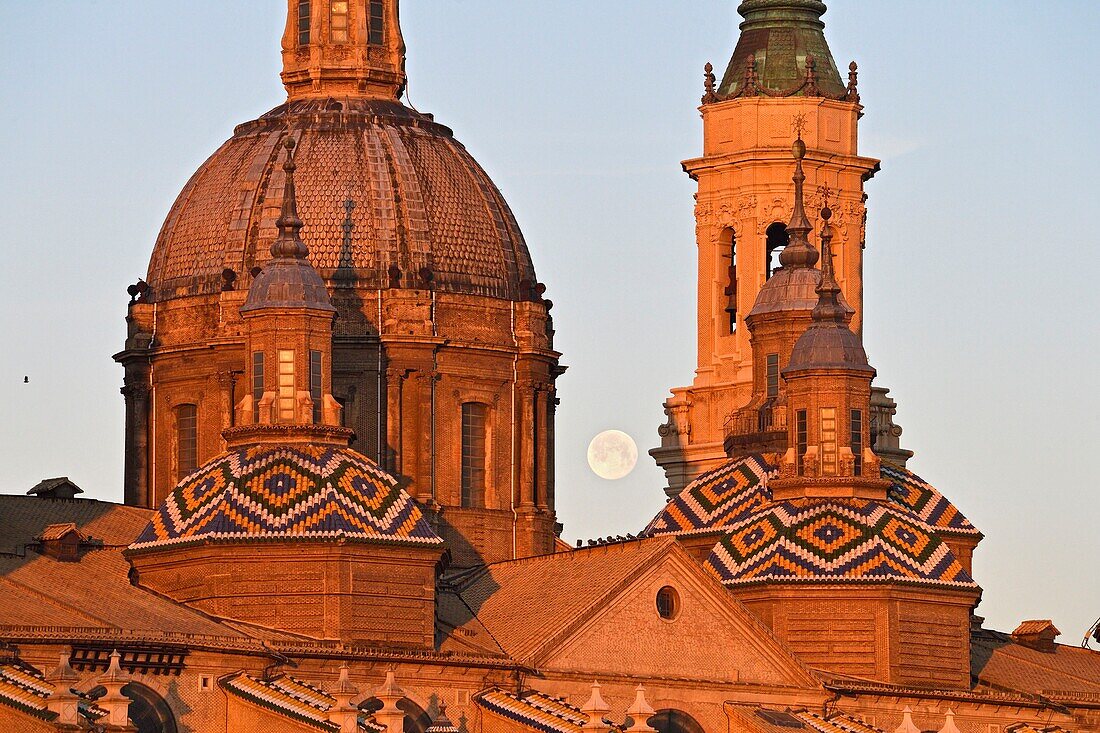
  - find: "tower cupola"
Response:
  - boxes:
[235,138,344,441]
[281,0,406,100]
[720,0,845,97]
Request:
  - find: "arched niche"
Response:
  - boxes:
[87,682,177,733]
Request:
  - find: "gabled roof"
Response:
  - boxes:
[37,523,83,542]
[455,538,676,664]
[705,499,978,590]
[0,496,151,555]
[26,478,82,498]
[129,445,441,552]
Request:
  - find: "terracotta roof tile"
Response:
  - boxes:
[456,538,674,664]
[474,688,588,733]
[220,672,384,732]
[972,628,1100,698]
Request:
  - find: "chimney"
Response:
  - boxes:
[1011,620,1061,653]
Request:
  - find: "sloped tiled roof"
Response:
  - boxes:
[644,457,978,539]
[220,672,384,732]
[0,663,51,719]
[705,499,978,590]
[726,705,888,733]
[455,538,674,664]
[129,445,441,552]
[474,688,590,733]
[972,627,1100,699]
[0,496,152,555]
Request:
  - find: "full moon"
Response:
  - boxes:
[587,430,639,481]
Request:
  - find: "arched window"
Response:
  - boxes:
[645,710,705,733]
[88,683,177,733]
[176,404,198,477]
[360,697,431,733]
[850,408,864,476]
[330,1,349,43]
[765,222,789,280]
[310,350,323,423]
[298,1,312,46]
[368,0,385,45]
[461,403,488,508]
[721,228,737,333]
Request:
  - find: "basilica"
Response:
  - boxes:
[1,2,1098,732]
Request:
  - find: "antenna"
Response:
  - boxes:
[1083,615,1100,648]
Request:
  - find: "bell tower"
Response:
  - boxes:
[652,0,881,496]
[281,0,405,100]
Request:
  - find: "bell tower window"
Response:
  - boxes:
[176,404,198,478]
[368,0,384,45]
[461,403,487,508]
[278,350,296,421]
[796,410,807,476]
[765,222,789,280]
[310,350,323,423]
[765,353,780,398]
[298,1,312,46]
[820,407,838,476]
[722,229,737,333]
[251,352,265,410]
[851,409,863,476]
[330,1,349,43]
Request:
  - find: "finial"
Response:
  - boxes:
[625,685,657,732]
[581,681,612,730]
[895,707,921,733]
[804,54,820,96]
[103,650,128,683]
[271,136,309,259]
[47,649,79,684]
[845,61,861,103]
[812,205,846,323]
[779,121,819,270]
[739,55,761,98]
[702,62,720,104]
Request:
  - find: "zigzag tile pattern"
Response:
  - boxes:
[705,499,978,589]
[883,463,979,535]
[643,455,775,536]
[130,445,441,551]
[644,456,978,538]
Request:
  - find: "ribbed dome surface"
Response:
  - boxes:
[147,98,536,301]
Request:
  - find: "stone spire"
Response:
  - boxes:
[282,0,406,100]
[241,137,334,315]
[810,205,846,322]
[780,133,820,270]
[720,1,845,97]
[272,138,308,260]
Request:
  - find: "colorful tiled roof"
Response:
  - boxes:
[706,499,978,589]
[129,445,441,551]
[220,672,384,732]
[727,705,888,733]
[474,688,590,733]
[0,663,51,719]
[643,455,774,536]
[644,457,978,539]
[882,464,979,537]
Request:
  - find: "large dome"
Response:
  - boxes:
[147,98,537,302]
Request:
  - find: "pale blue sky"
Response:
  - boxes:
[1,2,1097,640]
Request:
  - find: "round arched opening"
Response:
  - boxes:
[360,697,433,733]
[647,709,706,733]
[87,682,177,733]
[766,222,790,279]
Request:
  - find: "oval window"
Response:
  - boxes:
[656,586,679,620]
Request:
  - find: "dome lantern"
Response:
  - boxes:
[281,0,406,101]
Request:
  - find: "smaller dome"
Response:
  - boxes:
[706,498,978,589]
[241,258,334,313]
[129,445,441,552]
[785,321,873,374]
[747,267,852,319]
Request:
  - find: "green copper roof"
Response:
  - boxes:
[718,0,845,98]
